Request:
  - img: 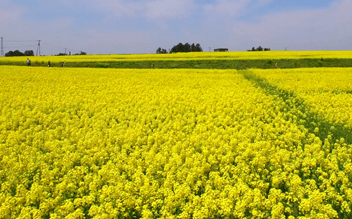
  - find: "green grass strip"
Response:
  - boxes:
[2,58,352,69]
[241,70,352,146]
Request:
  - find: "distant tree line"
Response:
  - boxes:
[5,50,87,56]
[55,51,87,56]
[156,48,168,54]
[247,46,270,51]
[5,50,34,57]
[156,43,203,54]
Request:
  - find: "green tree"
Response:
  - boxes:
[195,43,203,52]
[184,43,191,52]
[170,43,203,53]
[24,50,34,56]
[5,50,24,57]
[191,43,196,52]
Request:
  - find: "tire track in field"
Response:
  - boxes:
[241,70,352,146]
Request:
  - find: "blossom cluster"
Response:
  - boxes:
[0,66,351,218]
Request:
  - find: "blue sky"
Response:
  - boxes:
[1,0,351,55]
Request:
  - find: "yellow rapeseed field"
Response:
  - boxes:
[254,68,352,128]
[1,66,352,218]
[1,51,352,63]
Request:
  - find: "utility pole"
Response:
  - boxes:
[65,48,67,55]
[209,47,211,52]
[1,37,4,56]
[36,40,41,56]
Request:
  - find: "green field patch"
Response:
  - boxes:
[332,90,352,94]
[2,58,352,69]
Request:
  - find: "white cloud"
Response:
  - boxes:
[86,0,195,20]
[204,0,251,16]
[49,17,74,29]
[0,0,25,27]
[82,29,157,54]
[0,9,22,26]
[145,0,195,19]
[256,0,273,7]
[91,0,143,17]
[189,0,352,51]
[2,0,352,54]
[227,0,352,50]
[204,0,272,17]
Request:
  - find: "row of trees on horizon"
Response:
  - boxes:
[156,43,203,54]
[247,46,271,51]
[5,50,35,57]
[4,50,87,57]
[157,44,272,54]
[55,51,87,56]
[4,45,272,57]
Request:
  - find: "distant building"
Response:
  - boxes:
[214,48,228,52]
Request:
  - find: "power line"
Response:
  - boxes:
[36,40,41,56]
[1,37,37,55]
[1,39,85,55]
[1,37,3,56]
[3,40,37,42]
[44,43,81,53]
[44,43,65,49]
[4,46,36,49]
